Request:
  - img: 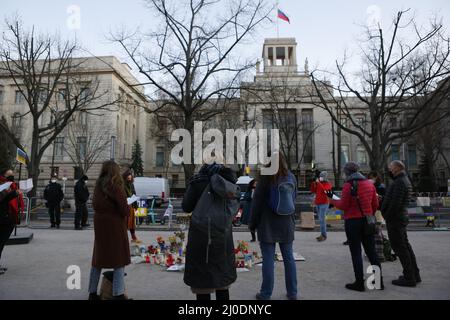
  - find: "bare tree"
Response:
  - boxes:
[111,0,272,185]
[241,74,322,172]
[0,18,118,194]
[64,114,111,175]
[309,10,450,174]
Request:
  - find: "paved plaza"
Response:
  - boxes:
[1,228,449,300]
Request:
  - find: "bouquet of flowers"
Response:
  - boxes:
[236,240,249,254]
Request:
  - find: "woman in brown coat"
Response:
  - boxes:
[88,161,131,300]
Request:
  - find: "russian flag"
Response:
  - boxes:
[277,9,290,23]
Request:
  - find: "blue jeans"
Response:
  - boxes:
[88,267,125,296]
[259,242,297,299]
[317,204,329,237]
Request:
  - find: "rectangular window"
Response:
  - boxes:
[278,109,298,164]
[58,89,66,102]
[80,88,89,102]
[0,90,4,104]
[391,144,399,161]
[268,47,274,66]
[55,137,65,157]
[77,137,87,160]
[340,145,350,164]
[12,113,21,129]
[301,109,314,164]
[408,144,417,167]
[156,146,165,167]
[356,146,367,165]
[276,47,286,66]
[15,90,24,104]
[79,112,88,127]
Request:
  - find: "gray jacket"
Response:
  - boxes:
[249,174,296,243]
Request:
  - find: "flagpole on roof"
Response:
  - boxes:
[276,0,279,38]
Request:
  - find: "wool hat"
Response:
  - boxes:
[343,161,360,176]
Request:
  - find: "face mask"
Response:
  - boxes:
[85,180,88,184]
[51,180,57,183]
[319,177,324,182]
[369,179,375,184]
[6,176,14,182]
[388,172,395,179]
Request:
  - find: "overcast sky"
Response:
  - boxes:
[2,0,449,80]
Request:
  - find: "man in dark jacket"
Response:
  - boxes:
[381,160,420,287]
[0,173,22,275]
[74,175,90,230]
[44,176,64,229]
[182,163,239,301]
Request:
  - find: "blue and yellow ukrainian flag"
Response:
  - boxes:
[16,148,28,165]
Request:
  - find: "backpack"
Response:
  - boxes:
[268,173,296,215]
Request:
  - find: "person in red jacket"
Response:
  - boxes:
[0,168,24,275]
[328,162,383,292]
[310,171,332,241]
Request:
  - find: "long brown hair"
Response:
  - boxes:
[270,152,289,184]
[96,160,124,199]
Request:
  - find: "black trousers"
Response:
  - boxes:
[75,203,88,227]
[345,218,381,282]
[0,223,15,261]
[386,222,420,280]
[48,204,61,226]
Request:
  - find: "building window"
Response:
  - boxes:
[80,88,90,101]
[39,90,48,103]
[77,137,87,160]
[58,89,66,102]
[278,109,298,164]
[356,146,367,165]
[408,144,417,167]
[156,146,165,167]
[301,109,314,164]
[340,145,350,164]
[79,112,88,127]
[15,90,24,104]
[355,115,365,128]
[172,174,179,186]
[50,167,59,178]
[0,90,4,104]
[54,137,65,157]
[276,47,286,66]
[391,144,400,161]
[389,117,398,128]
[12,113,21,129]
[268,47,274,66]
[340,117,348,128]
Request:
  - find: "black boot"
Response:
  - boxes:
[216,289,230,300]
[345,280,365,292]
[392,276,416,287]
[111,294,132,300]
[398,274,421,284]
[88,293,100,300]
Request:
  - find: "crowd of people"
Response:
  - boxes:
[0,154,421,299]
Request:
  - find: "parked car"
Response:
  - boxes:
[134,177,170,207]
[236,175,254,200]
